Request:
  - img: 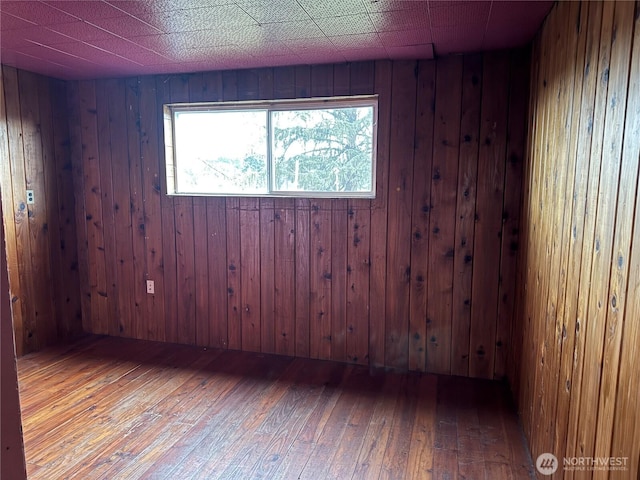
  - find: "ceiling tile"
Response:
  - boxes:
[429,1,490,27]
[315,14,376,36]
[131,31,234,51]
[237,0,311,23]
[286,36,336,54]
[164,44,249,63]
[0,26,73,49]
[11,43,98,67]
[296,0,368,18]
[431,24,484,55]
[47,21,116,44]
[88,35,155,56]
[368,7,431,32]
[0,11,37,30]
[1,1,79,25]
[329,33,382,50]
[54,42,141,66]
[258,20,326,40]
[118,49,172,66]
[0,0,553,80]
[364,0,427,13]
[142,4,258,33]
[86,15,163,38]
[377,28,432,47]
[43,1,125,21]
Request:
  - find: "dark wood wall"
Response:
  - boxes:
[512,1,640,477]
[65,55,529,377]
[0,66,82,356]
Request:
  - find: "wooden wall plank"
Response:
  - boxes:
[515,3,640,479]
[450,55,482,377]
[274,203,295,356]
[575,0,633,466]
[469,53,510,379]
[294,199,310,358]
[594,1,639,467]
[549,1,591,463]
[609,5,640,473]
[1,69,79,355]
[106,79,137,338]
[0,66,26,355]
[19,70,57,349]
[309,201,333,360]
[427,56,462,375]
[94,80,119,337]
[239,199,262,353]
[385,60,417,371]
[564,1,609,466]
[78,80,110,337]
[139,76,166,342]
[494,51,528,380]
[330,201,348,363]
[37,76,64,344]
[124,78,147,341]
[369,60,391,369]
[535,0,579,456]
[408,60,435,372]
[67,80,91,338]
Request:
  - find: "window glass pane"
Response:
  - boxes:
[174,110,268,194]
[271,106,374,193]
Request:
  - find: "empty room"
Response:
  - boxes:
[0,0,639,478]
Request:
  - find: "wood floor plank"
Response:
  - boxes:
[18,336,534,480]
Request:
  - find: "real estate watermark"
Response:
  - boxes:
[536,453,629,476]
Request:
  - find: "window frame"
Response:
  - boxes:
[163,95,378,198]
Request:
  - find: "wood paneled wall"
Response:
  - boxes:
[1,193,27,480]
[512,1,640,477]
[63,54,526,377]
[0,66,82,356]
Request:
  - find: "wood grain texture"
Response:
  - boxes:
[427,56,462,375]
[451,54,482,377]
[6,57,526,383]
[385,60,417,371]
[18,335,534,480]
[512,2,640,479]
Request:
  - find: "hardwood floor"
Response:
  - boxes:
[17,335,535,479]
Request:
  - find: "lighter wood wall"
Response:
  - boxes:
[513,1,640,477]
[66,55,529,378]
[0,67,82,356]
[0,191,27,480]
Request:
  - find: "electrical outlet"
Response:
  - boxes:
[146,280,155,294]
[26,190,34,204]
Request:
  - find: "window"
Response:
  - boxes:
[164,95,377,198]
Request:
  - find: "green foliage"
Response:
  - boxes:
[272,106,374,192]
[175,105,374,195]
